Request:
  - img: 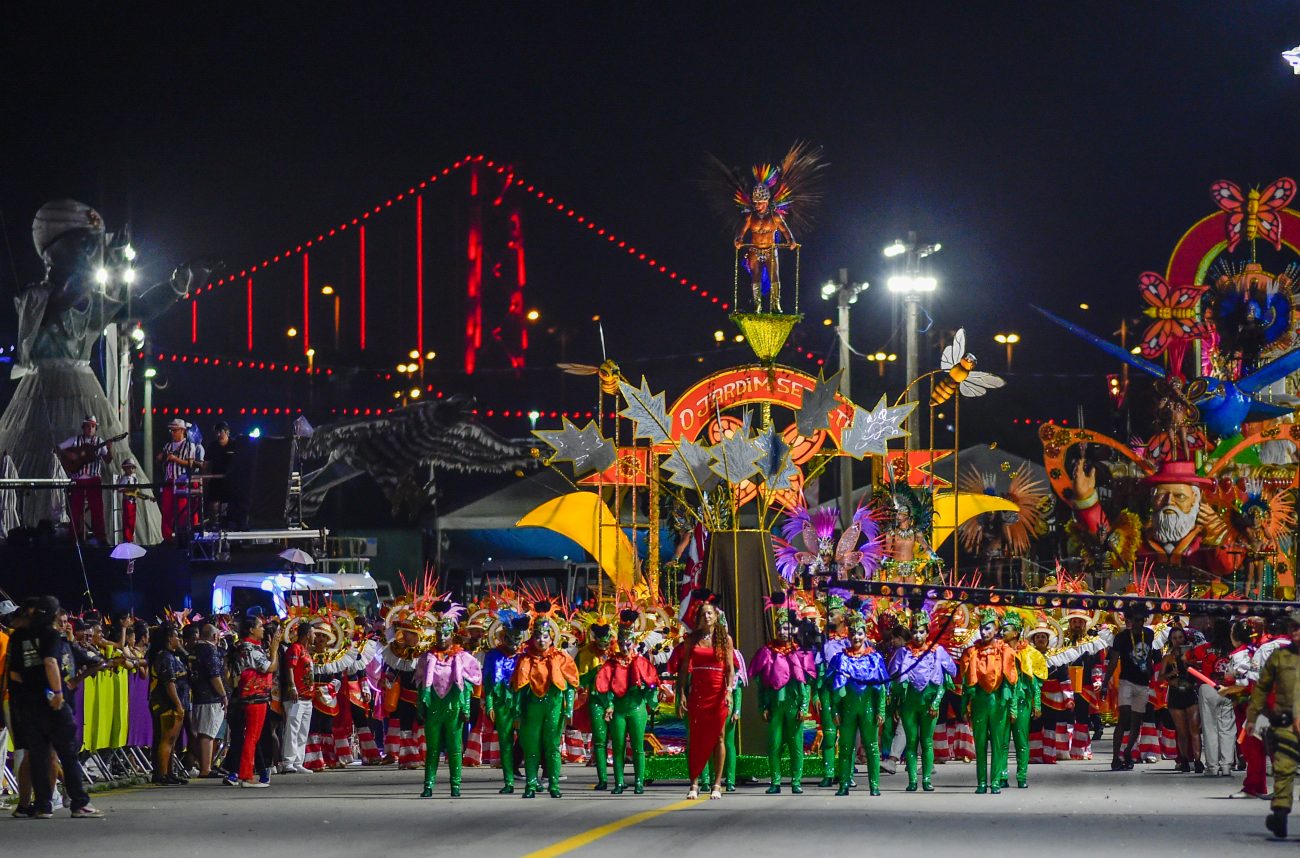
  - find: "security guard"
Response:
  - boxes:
[1246,610,1300,840]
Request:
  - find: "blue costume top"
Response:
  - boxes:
[829,647,890,693]
[484,647,521,693]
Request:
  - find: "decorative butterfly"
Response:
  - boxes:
[1209,177,1296,252]
[1137,272,1207,358]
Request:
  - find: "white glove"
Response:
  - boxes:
[1253,714,1271,740]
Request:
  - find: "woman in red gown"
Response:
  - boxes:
[670,590,736,800]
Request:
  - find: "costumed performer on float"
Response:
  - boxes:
[511,601,579,799]
[594,609,659,795]
[829,608,890,796]
[888,607,957,792]
[999,610,1045,789]
[484,610,530,793]
[577,615,617,790]
[961,608,1018,794]
[669,588,736,801]
[751,592,813,794]
[414,599,482,797]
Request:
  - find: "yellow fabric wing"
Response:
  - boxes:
[516,491,640,591]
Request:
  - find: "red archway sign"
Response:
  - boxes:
[665,364,855,447]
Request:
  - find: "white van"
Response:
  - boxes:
[211,571,381,619]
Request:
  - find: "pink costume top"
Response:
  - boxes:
[749,641,812,690]
[415,647,482,698]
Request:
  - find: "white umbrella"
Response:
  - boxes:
[111,542,147,611]
[278,548,315,565]
[110,543,147,561]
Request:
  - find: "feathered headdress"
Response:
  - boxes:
[702,140,827,234]
[774,500,884,581]
[873,481,935,535]
[957,465,1050,557]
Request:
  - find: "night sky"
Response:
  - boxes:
[4,4,1300,458]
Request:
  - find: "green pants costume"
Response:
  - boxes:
[816,676,839,785]
[967,684,1013,792]
[1001,674,1039,788]
[760,682,809,791]
[701,684,741,789]
[486,686,522,790]
[895,682,943,790]
[835,685,886,794]
[519,686,574,797]
[606,692,653,791]
[1271,725,1300,811]
[589,696,610,786]
[417,684,470,793]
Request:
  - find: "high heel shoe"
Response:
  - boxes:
[709,786,723,800]
[686,785,700,800]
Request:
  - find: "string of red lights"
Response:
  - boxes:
[183,154,724,315]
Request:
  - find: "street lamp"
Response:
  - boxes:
[526,309,540,322]
[883,232,941,440]
[321,285,340,350]
[994,332,1020,370]
[821,268,869,528]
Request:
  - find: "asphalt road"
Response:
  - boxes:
[1,743,1287,857]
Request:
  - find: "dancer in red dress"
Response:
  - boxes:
[668,589,736,800]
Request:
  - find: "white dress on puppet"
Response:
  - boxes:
[0,199,204,540]
[0,454,21,537]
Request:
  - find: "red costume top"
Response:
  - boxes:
[595,653,658,697]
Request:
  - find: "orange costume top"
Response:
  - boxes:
[961,639,1019,693]
[511,646,580,698]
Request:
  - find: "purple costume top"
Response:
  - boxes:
[829,646,890,693]
[415,648,482,698]
[749,642,812,690]
[816,635,850,668]
[888,644,957,691]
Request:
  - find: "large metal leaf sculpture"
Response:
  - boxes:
[840,396,916,459]
[662,439,718,492]
[709,411,765,483]
[795,368,843,436]
[533,418,616,476]
[755,424,798,490]
[618,377,672,445]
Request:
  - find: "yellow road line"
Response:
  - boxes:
[520,799,696,858]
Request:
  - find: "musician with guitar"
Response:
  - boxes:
[56,415,118,544]
[157,419,204,542]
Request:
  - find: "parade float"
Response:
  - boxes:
[509,160,1300,784]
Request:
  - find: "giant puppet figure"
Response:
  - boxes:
[414,600,482,797]
[511,602,579,799]
[0,200,209,533]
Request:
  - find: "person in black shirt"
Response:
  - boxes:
[1103,608,1162,770]
[205,421,239,528]
[149,624,190,785]
[6,596,100,817]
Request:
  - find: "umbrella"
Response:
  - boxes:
[111,543,147,561]
[278,548,316,565]
[111,542,147,613]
